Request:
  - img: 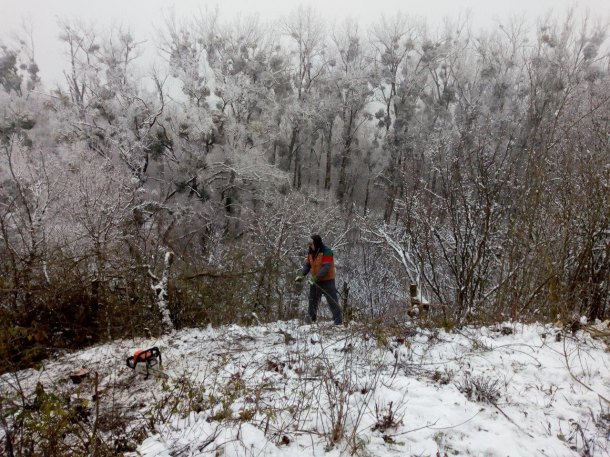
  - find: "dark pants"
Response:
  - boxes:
[309,279,342,325]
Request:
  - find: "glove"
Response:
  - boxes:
[309,276,318,285]
[294,275,304,283]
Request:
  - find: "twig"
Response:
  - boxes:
[562,336,610,406]
[491,401,534,438]
[386,419,442,437]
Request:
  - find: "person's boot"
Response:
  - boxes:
[305,315,316,325]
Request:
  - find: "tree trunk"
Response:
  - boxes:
[324,121,333,191]
[316,135,322,190]
[151,251,175,334]
[288,126,299,169]
[337,109,354,203]
[363,175,371,215]
[292,145,302,189]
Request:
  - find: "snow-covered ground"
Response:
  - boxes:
[2,320,610,456]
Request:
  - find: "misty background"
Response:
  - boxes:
[2,0,609,85]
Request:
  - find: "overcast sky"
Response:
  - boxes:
[1,0,609,86]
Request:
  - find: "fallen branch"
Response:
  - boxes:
[180,268,263,280]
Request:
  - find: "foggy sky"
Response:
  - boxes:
[1,0,609,86]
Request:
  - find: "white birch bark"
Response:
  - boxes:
[151,251,175,333]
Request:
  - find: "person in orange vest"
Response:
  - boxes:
[295,235,343,325]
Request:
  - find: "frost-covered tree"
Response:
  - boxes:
[329,20,373,203]
[2,7,610,369]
